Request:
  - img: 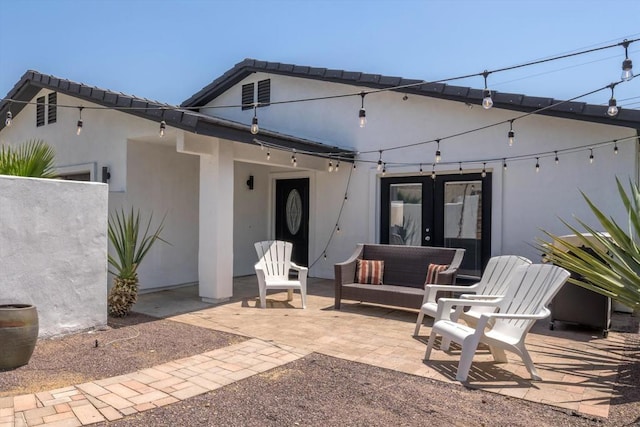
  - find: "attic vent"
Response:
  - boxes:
[241,83,254,110]
[47,92,57,124]
[36,96,45,127]
[257,79,270,106]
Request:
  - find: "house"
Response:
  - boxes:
[1,59,638,304]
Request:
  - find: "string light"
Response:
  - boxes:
[621,39,634,82]
[377,150,383,171]
[358,92,367,128]
[419,163,423,175]
[459,162,463,175]
[481,163,487,178]
[328,159,334,172]
[335,160,340,172]
[614,141,619,154]
[431,164,436,180]
[481,70,493,110]
[503,158,507,171]
[251,105,259,135]
[508,120,515,146]
[535,157,540,173]
[76,107,83,136]
[382,163,386,176]
[5,110,12,127]
[607,84,619,117]
[435,139,441,163]
[159,120,166,137]
[291,149,297,167]
[555,151,559,164]
[266,149,271,160]
[589,148,594,164]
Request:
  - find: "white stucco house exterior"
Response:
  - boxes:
[1,59,638,304]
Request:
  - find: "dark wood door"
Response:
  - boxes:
[275,178,309,266]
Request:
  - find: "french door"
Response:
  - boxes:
[380,173,491,278]
[275,178,309,266]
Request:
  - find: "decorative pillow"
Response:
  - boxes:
[425,263,449,285]
[355,259,384,285]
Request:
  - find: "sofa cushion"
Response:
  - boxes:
[355,259,384,285]
[425,263,449,285]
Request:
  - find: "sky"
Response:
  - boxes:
[0,0,639,109]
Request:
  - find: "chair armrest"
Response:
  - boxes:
[422,283,480,305]
[482,307,550,322]
[290,262,308,272]
[459,294,503,300]
[435,297,503,322]
[334,244,364,285]
[290,262,308,284]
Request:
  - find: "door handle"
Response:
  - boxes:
[425,236,431,241]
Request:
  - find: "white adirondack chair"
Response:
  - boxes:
[424,264,570,382]
[254,241,307,309]
[414,255,532,336]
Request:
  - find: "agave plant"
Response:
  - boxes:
[0,139,57,178]
[107,208,168,317]
[538,178,640,311]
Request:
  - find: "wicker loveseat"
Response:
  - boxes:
[334,244,465,310]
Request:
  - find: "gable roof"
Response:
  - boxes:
[0,70,354,157]
[182,58,640,130]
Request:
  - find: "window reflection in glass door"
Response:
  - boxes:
[389,183,422,246]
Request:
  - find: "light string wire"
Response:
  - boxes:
[308,162,354,269]
[1,37,637,112]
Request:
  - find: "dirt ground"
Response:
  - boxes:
[1,313,639,426]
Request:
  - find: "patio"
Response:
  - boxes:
[133,276,638,419]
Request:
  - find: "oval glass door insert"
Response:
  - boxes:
[286,189,302,235]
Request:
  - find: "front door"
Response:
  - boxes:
[380,173,491,278]
[275,178,309,266]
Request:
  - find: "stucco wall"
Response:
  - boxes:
[0,176,108,337]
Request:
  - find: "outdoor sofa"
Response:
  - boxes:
[334,243,465,310]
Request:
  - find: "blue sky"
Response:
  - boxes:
[0,0,638,108]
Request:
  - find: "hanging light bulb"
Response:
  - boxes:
[377,150,383,171]
[607,84,619,117]
[555,151,559,165]
[459,162,463,175]
[481,163,486,178]
[291,149,297,167]
[481,70,493,110]
[159,120,166,137]
[76,107,84,136]
[353,162,357,169]
[250,106,259,135]
[5,110,12,127]
[508,120,515,146]
[503,159,507,171]
[589,148,594,164]
[336,225,341,234]
[431,164,436,180]
[382,163,386,176]
[614,141,619,155]
[323,252,327,260]
[335,160,340,172]
[328,159,334,172]
[535,158,540,173]
[621,40,634,82]
[435,139,441,163]
[358,92,367,128]
[266,149,271,161]
[419,163,423,175]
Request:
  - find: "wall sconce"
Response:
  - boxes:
[246,175,254,190]
[101,166,111,183]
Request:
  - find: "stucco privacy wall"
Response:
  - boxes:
[205,72,638,278]
[0,176,108,337]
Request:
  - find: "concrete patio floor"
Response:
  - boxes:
[133,276,637,419]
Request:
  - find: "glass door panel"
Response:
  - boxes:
[443,181,482,277]
[389,183,422,246]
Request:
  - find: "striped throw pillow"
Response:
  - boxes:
[355,259,384,285]
[425,263,449,285]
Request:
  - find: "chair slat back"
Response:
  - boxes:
[255,240,292,280]
[477,255,532,296]
[493,264,570,337]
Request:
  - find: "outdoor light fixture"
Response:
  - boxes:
[335,160,340,172]
[435,139,441,163]
[503,159,507,171]
[382,163,386,176]
[76,107,84,136]
[482,70,493,110]
[614,141,619,155]
[101,166,111,183]
[459,162,463,175]
[481,163,487,178]
[291,149,297,167]
[607,84,619,117]
[535,158,540,173]
[159,120,166,137]
[358,92,367,128]
[377,150,383,171]
[419,163,423,175]
[251,106,259,135]
[266,149,271,160]
[5,110,12,127]
[508,120,515,146]
[589,149,594,164]
[555,151,559,164]
[621,40,634,81]
[246,175,254,190]
[431,164,436,180]
[328,159,334,172]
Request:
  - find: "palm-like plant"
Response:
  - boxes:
[0,139,57,178]
[538,178,640,311]
[107,208,168,317]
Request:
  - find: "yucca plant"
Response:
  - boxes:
[538,178,640,311]
[0,139,57,178]
[107,208,168,317]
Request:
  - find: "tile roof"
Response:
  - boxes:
[182,58,640,130]
[0,71,353,156]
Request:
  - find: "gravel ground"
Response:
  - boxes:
[2,314,639,426]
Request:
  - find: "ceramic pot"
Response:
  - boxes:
[0,304,39,370]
